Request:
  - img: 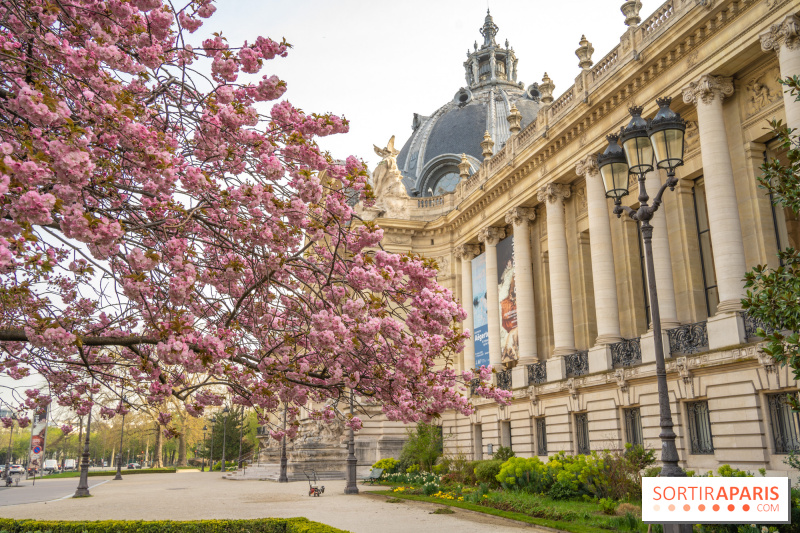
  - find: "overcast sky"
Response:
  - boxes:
[209,0,661,170]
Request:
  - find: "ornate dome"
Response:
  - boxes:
[396,11,540,197]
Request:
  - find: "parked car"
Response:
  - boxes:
[126,462,141,469]
[9,465,25,475]
[42,459,59,474]
[62,459,76,471]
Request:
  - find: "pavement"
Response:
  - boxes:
[0,471,543,533]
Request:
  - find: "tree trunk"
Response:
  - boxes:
[154,423,163,468]
[178,425,188,466]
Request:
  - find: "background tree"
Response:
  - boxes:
[0,0,508,440]
[743,76,800,403]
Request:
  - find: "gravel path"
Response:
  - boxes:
[0,471,546,533]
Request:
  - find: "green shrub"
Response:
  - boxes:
[493,446,515,462]
[399,423,445,472]
[422,481,439,495]
[473,460,503,485]
[211,460,237,472]
[0,517,348,533]
[371,458,398,474]
[547,479,580,500]
[406,464,419,473]
[599,497,616,515]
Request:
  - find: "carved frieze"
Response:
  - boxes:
[743,67,782,118]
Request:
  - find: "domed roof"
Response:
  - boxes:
[395,11,541,197]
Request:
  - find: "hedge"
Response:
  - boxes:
[0,518,349,533]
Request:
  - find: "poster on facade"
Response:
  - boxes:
[471,252,489,368]
[497,235,519,364]
[28,406,48,473]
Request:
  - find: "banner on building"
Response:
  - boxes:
[28,406,48,472]
[497,235,519,364]
[471,252,489,368]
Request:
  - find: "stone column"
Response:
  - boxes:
[456,244,481,371]
[760,15,800,132]
[576,156,622,345]
[682,75,747,314]
[643,170,680,329]
[478,227,506,369]
[537,184,576,359]
[504,207,538,364]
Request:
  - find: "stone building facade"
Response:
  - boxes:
[360,0,800,475]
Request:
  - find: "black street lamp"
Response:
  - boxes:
[201,425,208,472]
[237,406,244,469]
[74,402,94,498]
[220,407,229,473]
[598,97,688,533]
[344,391,358,495]
[114,395,127,481]
[3,412,15,481]
[278,403,288,483]
[209,416,216,472]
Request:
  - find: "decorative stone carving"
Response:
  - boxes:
[757,346,778,374]
[744,67,782,117]
[621,0,642,26]
[507,104,522,134]
[477,226,506,246]
[387,234,412,246]
[504,206,535,226]
[367,135,410,219]
[537,183,571,204]
[614,368,628,393]
[454,243,481,262]
[527,385,538,405]
[436,256,451,278]
[575,154,600,177]
[676,356,691,384]
[694,0,714,9]
[539,73,555,105]
[481,130,495,159]
[564,377,579,399]
[682,75,734,106]
[684,120,700,153]
[760,15,800,55]
[576,187,587,214]
[576,35,595,70]
[458,153,472,179]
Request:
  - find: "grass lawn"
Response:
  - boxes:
[43,468,177,478]
[371,489,648,533]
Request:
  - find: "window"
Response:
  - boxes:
[623,407,643,447]
[686,401,714,454]
[536,418,547,456]
[432,171,461,196]
[767,393,800,454]
[575,413,590,455]
[473,424,483,460]
[500,420,512,449]
[692,178,719,318]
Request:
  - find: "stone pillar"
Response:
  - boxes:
[576,156,622,345]
[643,170,680,329]
[682,75,747,315]
[456,244,481,371]
[537,184,576,360]
[760,15,800,133]
[478,227,506,369]
[504,207,538,364]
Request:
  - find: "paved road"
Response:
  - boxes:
[0,476,113,507]
[0,472,544,533]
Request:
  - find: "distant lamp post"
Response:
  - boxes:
[278,403,288,483]
[237,407,244,469]
[209,416,216,472]
[114,395,127,481]
[4,412,15,481]
[201,425,208,472]
[344,391,358,495]
[220,407,230,473]
[74,399,94,498]
[598,97,688,533]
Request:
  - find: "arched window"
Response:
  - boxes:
[432,171,461,196]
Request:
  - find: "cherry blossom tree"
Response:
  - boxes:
[0,0,508,437]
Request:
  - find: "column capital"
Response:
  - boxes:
[454,243,481,262]
[537,183,571,204]
[575,154,600,177]
[477,226,506,247]
[760,15,800,54]
[682,75,734,106]
[504,206,536,226]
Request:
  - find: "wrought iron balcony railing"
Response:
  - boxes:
[527,362,547,385]
[666,321,709,356]
[610,337,642,368]
[565,351,589,377]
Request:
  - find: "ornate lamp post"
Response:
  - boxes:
[113,395,127,481]
[201,425,207,472]
[237,406,244,468]
[209,416,216,472]
[598,97,689,533]
[4,412,15,481]
[344,391,358,495]
[220,407,229,472]
[278,403,288,483]
[74,401,94,498]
